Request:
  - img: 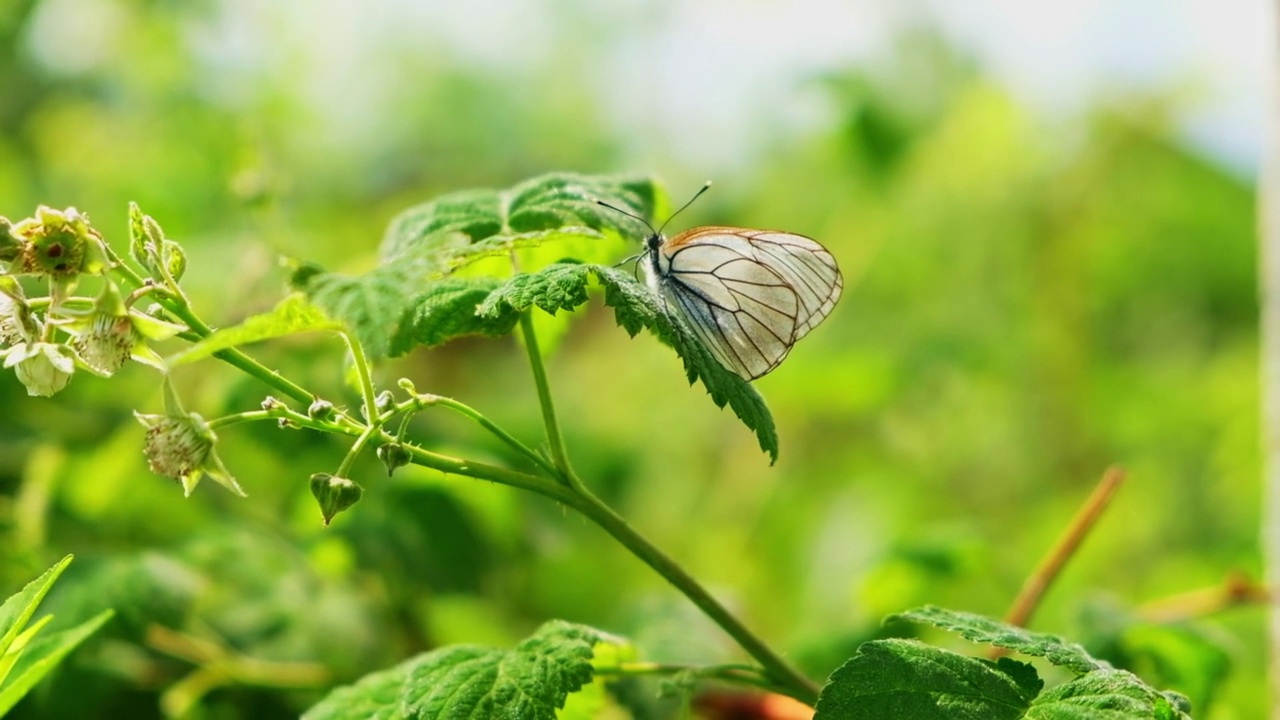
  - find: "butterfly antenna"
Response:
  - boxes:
[596,200,658,237]
[656,181,712,236]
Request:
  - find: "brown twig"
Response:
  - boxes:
[1138,570,1272,624]
[1003,466,1127,629]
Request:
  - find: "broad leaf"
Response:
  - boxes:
[303,621,612,720]
[813,638,1041,720]
[400,620,603,720]
[0,555,72,655]
[389,277,515,355]
[1025,669,1193,720]
[479,263,780,462]
[0,610,114,716]
[169,294,343,365]
[300,173,664,360]
[893,606,1104,675]
[379,172,661,267]
[302,657,419,720]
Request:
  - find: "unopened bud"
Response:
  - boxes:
[376,442,411,477]
[310,473,363,526]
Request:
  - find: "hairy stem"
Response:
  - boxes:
[563,485,820,704]
[425,395,560,478]
[519,313,573,480]
[343,332,380,423]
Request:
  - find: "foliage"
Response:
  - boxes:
[0,6,1263,719]
[0,557,113,716]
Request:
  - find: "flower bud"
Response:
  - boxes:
[3,342,74,396]
[307,398,334,420]
[376,442,411,477]
[310,473,363,526]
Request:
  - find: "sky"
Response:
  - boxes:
[25,0,1274,177]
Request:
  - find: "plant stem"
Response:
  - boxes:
[563,485,820,704]
[519,313,572,480]
[425,395,560,478]
[1003,466,1126,629]
[399,439,579,507]
[343,332,380,423]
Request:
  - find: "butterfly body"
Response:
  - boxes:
[642,226,843,381]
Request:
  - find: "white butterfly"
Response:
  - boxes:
[602,186,843,380]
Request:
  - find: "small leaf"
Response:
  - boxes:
[1026,669,1193,719]
[0,609,113,716]
[388,277,515,356]
[813,639,1041,720]
[479,263,780,461]
[379,172,662,269]
[0,555,73,656]
[400,620,604,720]
[300,243,449,359]
[893,606,1104,675]
[302,657,418,720]
[168,294,343,365]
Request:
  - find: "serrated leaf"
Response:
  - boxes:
[0,555,73,656]
[813,638,1042,720]
[380,172,662,269]
[0,610,114,716]
[388,277,516,356]
[302,240,454,359]
[168,294,343,365]
[302,657,418,720]
[400,620,605,720]
[1025,669,1193,720]
[893,607,1104,675]
[479,263,779,461]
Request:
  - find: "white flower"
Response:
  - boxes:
[3,342,75,396]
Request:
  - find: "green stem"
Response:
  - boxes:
[343,332,380,422]
[563,486,820,705]
[336,421,381,477]
[519,313,572,480]
[399,440,578,506]
[592,662,778,692]
[425,396,559,478]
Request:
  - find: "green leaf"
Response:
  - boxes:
[302,241,453,359]
[305,621,610,720]
[813,638,1041,720]
[168,294,344,365]
[0,610,114,716]
[479,263,780,462]
[298,173,663,360]
[379,172,662,269]
[1025,669,1193,720]
[400,620,605,720]
[0,555,73,656]
[893,606,1104,675]
[388,277,515,356]
[302,657,419,720]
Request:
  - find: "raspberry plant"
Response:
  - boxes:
[0,173,1217,718]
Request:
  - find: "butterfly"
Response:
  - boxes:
[600,184,843,380]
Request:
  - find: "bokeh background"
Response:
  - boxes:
[0,0,1269,717]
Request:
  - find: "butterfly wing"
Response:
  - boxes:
[656,226,843,380]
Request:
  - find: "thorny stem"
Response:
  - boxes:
[519,313,574,482]
[422,395,560,478]
[561,484,820,704]
[343,331,380,424]
[1003,466,1127,629]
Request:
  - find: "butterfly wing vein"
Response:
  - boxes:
[655,228,842,380]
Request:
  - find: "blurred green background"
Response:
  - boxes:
[0,1,1264,718]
